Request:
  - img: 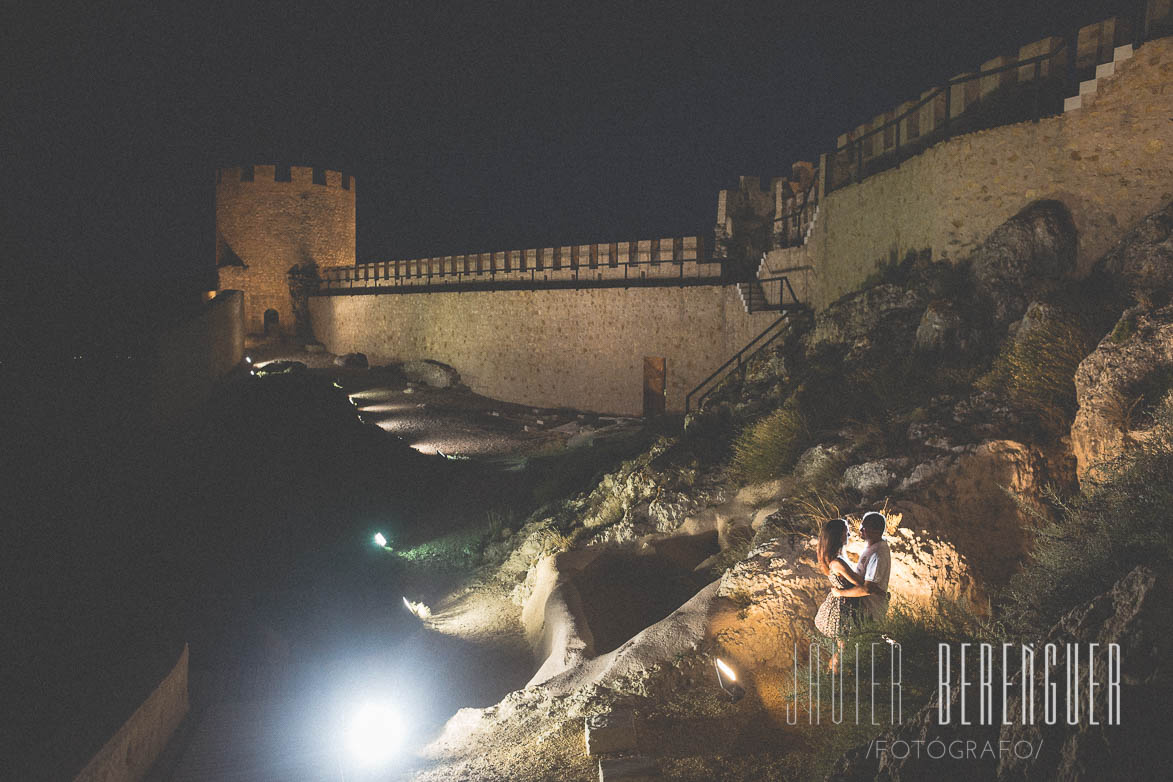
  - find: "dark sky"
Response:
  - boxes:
[4,0,1138,298]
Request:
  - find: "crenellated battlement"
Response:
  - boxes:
[319,236,717,291]
[215,162,356,335]
[221,3,1172,417]
[215,165,354,192]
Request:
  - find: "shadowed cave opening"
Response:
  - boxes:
[574,532,719,655]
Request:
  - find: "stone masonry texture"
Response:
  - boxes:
[216,165,355,335]
[811,36,1173,308]
[310,286,776,416]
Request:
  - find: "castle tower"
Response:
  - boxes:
[215,164,355,337]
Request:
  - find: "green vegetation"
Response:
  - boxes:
[977,311,1094,436]
[999,397,1173,639]
[1108,310,1138,343]
[730,400,810,482]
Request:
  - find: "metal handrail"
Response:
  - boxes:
[685,314,790,413]
[773,179,820,248]
[827,38,1070,192]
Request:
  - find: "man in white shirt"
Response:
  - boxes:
[833,511,891,621]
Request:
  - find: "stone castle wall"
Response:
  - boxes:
[809,34,1173,308]
[311,285,777,415]
[216,165,355,335]
[149,289,244,425]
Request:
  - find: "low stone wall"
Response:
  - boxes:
[149,289,244,425]
[811,36,1173,308]
[72,645,189,782]
[310,285,777,415]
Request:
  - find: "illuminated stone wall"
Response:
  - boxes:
[310,286,778,415]
[810,35,1173,308]
[216,165,355,335]
[73,645,188,782]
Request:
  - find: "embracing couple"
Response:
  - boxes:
[814,512,891,671]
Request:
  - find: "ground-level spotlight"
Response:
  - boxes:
[402,596,431,619]
[245,355,252,364]
[715,657,745,702]
[345,701,404,769]
[373,532,392,551]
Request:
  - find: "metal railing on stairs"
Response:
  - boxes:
[685,314,792,413]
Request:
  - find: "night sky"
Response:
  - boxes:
[5,0,1138,303]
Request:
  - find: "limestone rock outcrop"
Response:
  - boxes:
[895,439,1067,590]
[333,351,368,368]
[714,528,973,680]
[913,299,965,353]
[1093,198,1173,296]
[968,199,1078,327]
[1071,304,1173,483]
[805,283,925,359]
[843,458,909,499]
[402,359,461,388]
[827,566,1173,782]
[998,565,1172,780]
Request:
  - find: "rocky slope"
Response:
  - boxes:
[411,198,1173,781]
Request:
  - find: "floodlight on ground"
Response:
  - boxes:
[403,596,431,619]
[373,532,392,551]
[345,701,404,768]
[715,657,745,702]
[245,355,252,364]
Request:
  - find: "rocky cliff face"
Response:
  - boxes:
[451,197,1173,782]
[826,566,1173,782]
[1072,303,1173,483]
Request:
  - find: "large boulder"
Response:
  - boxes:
[914,299,966,354]
[333,351,368,368]
[1071,304,1173,483]
[968,200,1078,327]
[805,283,926,359]
[402,359,461,388]
[896,439,1071,591]
[713,528,973,691]
[843,458,910,499]
[1093,199,1173,296]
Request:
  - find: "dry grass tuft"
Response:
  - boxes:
[977,312,1093,435]
[730,402,810,482]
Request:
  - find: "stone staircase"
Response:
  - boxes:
[1064,43,1135,111]
[735,279,776,314]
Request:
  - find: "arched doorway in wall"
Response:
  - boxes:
[263,309,280,337]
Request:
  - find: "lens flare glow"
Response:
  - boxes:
[715,657,737,682]
[374,532,388,547]
[346,702,403,767]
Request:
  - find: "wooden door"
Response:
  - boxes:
[643,357,666,417]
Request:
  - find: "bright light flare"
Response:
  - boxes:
[374,532,388,548]
[345,701,403,768]
[715,657,745,702]
[403,596,431,619]
[245,355,252,364]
